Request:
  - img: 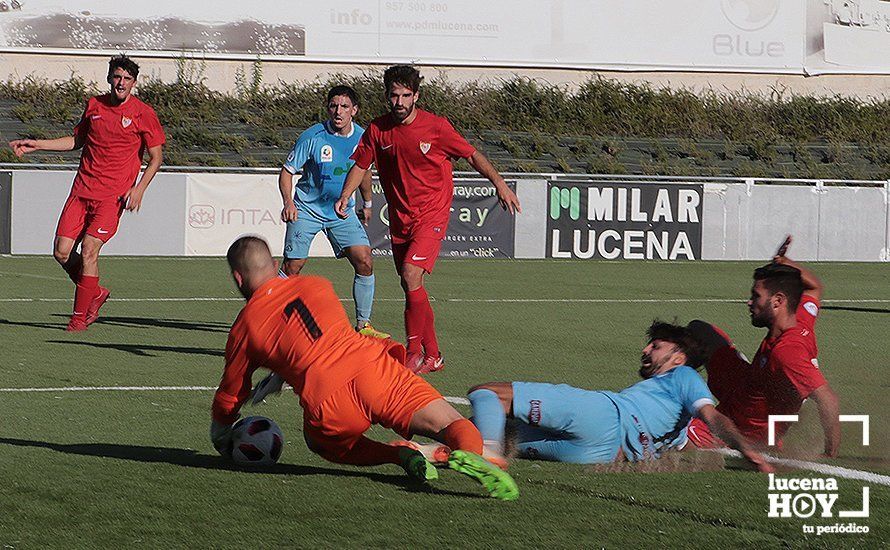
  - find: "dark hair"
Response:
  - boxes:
[383,65,422,94]
[647,320,706,369]
[108,55,139,79]
[327,85,359,106]
[753,262,804,312]
[226,235,270,272]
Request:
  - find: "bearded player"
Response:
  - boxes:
[686,236,841,457]
[211,236,519,500]
[466,321,772,471]
[335,65,521,374]
[9,55,165,331]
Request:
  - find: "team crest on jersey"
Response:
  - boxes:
[121,116,132,128]
[320,145,333,163]
[419,141,431,154]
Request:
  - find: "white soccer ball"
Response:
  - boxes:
[230,416,284,466]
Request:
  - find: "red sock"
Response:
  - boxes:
[72,275,99,320]
[442,418,484,455]
[404,287,430,354]
[422,299,440,358]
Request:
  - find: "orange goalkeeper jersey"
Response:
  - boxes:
[212,275,405,424]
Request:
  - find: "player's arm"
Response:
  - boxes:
[9,136,79,157]
[466,150,521,215]
[124,144,163,212]
[357,168,373,226]
[773,235,823,299]
[211,324,256,457]
[335,164,370,218]
[279,168,298,222]
[697,404,774,473]
[809,383,841,458]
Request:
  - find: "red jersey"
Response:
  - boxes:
[212,275,406,425]
[719,295,827,443]
[71,94,165,200]
[351,109,475,241]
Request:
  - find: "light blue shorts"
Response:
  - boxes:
[511,382,622,464]
[283,209,370,259]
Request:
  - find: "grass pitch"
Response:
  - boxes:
[0,257,887,548]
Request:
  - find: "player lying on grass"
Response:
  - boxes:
[210,236,519,500]
[464,321,773,471]
[686,236,841,457]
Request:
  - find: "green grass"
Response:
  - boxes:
[0,257,887,547]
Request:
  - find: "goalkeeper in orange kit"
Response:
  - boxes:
[210,236,518,500]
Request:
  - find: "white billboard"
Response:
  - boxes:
[0,0,806,73]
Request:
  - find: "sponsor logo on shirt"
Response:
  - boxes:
[419,141,431,154]
[804,302,819,317]
[811,358,820,369]
[381,143,393,150]
[320,145,333,163]
[286,150,295,164]
[121,116,132,128]
[528,399,542,425]
[90,115,102,120]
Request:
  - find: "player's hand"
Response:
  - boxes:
[774,235,792,260]
[744,450,775,473]
[210,420,235,458]
[334,197,350,219]
[281,202,298,223]
[8,139,38,157]
[358,206,371,227]
[124,185,146,212]
[497,186,522,215]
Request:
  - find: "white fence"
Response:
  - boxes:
[1,169,887,261]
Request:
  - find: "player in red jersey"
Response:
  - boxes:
[210,236,519,500]
[9,55,165,332]
[686,236,841,457]
[335,65,521,374]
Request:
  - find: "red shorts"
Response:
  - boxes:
[686,417,725,449]
[392,237,443,274]
[56,194,124,243]
[302,354,442,463]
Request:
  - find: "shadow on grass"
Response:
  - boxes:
[823,305,890,315]
[49,313,231,333]
[0,437,483,498]
[46,340,224,358]
[0,318,67,331]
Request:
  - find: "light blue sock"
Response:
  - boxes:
[468,389,506,450]
[353,273,375,325]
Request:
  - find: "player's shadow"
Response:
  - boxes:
[823,305,890,315]
[46,340,224,358]
[0,318,67,331]
[50,314,231,333]
[0,437,481,498]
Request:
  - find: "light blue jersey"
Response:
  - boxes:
[604,366,714,461]
[283,121,363,221]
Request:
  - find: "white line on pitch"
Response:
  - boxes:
[0,384,885,485]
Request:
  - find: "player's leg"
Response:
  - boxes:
[281,215,321,276]
[467,382,513,455]
[509,382,622,464]
[326,214,386,336]
[79,198,125,327]
[397,237,443,373]
[53,195,86,283]
[357,357,518,499]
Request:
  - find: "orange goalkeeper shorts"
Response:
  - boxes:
[302,354,442,460]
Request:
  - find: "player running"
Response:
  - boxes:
[335,65,521,374]
[686,236,841,456]
[8,55,165,331]
[279,85,387,338]
[466,321,773,471]
[211,236,519,500]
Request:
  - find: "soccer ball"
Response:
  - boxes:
[230,416,284,466]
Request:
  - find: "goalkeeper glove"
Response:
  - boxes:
[210,420,235,458]
[251,372,285,405]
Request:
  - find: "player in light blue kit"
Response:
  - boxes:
[278,85,388,338]
[467,321,772,471]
